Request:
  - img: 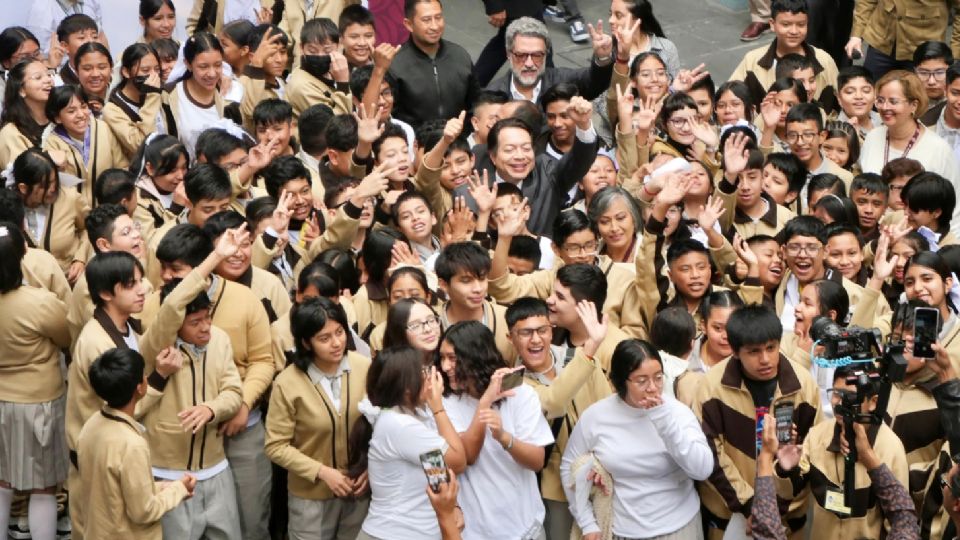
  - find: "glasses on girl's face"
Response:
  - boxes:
[627,373,664,388]
[668,117,695,129]
[407,316,440,334]
[12,49,42,64]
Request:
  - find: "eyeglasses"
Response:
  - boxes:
[627,373,665,388]
[407,316,440,334]
[220,158,248,172]
[514,325,551,339]
[667,117,695,129]
[11,49,42,64]
[941,473,960,497]
[785,131,818,144]
[511,51,546,62]
[118,221,142,237]
[561,240,598,255]
[875,97,909,107]
[637,69,668,80]
[784,243,822,256]
[917,69,948,81]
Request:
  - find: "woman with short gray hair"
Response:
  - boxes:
[588,186,643,263]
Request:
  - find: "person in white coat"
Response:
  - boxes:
[561,338,714,540]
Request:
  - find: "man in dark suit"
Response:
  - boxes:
[484,17,614,103]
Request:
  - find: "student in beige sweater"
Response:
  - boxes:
[0,224,71,540]
[79,348,195,540]
[265,297,371,540]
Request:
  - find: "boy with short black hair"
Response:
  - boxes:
[507,235,542,275]
[144,278,244,539]
[146,223,276,540]
[337,4,376,69]
[901,171,959,245]
[762,152,807,213]
[286,18,352,117]
[435,241,513,360]
[718,139,795,240]
[297,104,335,199]
[824,223,867,284]
[491,182,555,270]
[320,114,359,188]
[78,348,194,540]
[240,26,290,132]
[784,102,853,190]
[469,90,509,148]
[915,41,954,124]
[54,13,99,85]
[504,296,611,540]
[775,53,834,105]
[252,98,296,157]
[94,168,138,214]
[540,83,580,159]
[849,173,888,241]
[694,304,820,539]
[731,0,838,104]
[349,65,416,158]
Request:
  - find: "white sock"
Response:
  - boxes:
[27,493,57,540]
[0,486,12,537]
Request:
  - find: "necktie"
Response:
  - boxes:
[324,373,342,402]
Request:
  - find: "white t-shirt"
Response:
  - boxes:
[362,409,449,540]
[443,385,554,540]
[28,0,103,55]
[175,83,225,160]
[223,0,260,26]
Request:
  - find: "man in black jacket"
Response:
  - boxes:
[485,17,614,103]
[384,0,481,129]
[481,95,597,237]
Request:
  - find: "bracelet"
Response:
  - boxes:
[432,409,445,416]
[502,433,515,451]
[642,183,655,197]
[615,56,629,64]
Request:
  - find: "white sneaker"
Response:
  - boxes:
[569,19,589,43]
[9,516,31,540]
[543,5,567,22]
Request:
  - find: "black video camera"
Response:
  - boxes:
[809,317,881,361]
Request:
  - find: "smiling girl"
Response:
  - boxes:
[0,60,54,167]
[74,42,113,116]
[161,32,228,152]
[102,44,166,160]
[43,86,126,207]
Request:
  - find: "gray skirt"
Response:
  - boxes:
[0,395,69,490]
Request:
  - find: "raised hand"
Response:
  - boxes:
[634,96,661,134]
[655,172,690,207]
[588,20,613,60]
[214,225,251,259]
[566,96,594,131]
[493,198,529,238]
[872,233,898,282]
[443,111,467,144]
[250,27,284,68]
[575,300,607,358]
[355,103,385,144]
[760,92,781,131]
[270,191,294,235]
[353,162,395,204]
[615,83,635,133]
[692,121,719,149]
[697,196,726,232]
[760,413,779,459]
[480,366,522,407]
[440,197,476,247]
[390,240,420,268]
[373,43,401,70]
[155,346,183,378]
[247,138,280,171]
[425,366,445,412]
[466,170,496,215]
[46,32,66,69]
[670,63,709,94]
[329,51,350,83]
[612,18,642,61]
[723,131,749,178]
[254,5,273,24]
[732,232,758,269]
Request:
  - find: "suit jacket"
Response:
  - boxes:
[486,61,614,103]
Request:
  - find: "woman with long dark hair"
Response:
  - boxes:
[74,42,113,116]
[0,59,53,168]
[10,148,91,284]
[140,0,178,43]
[161,32,229,152]
[608,0,678,76]
[265,297,371,540]
[350,346,466,540]
[439,321,554,540]
[128,134,189,232]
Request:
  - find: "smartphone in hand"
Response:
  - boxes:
[913,307,940,359]
[774,402,794,444]
[500,370,524,392]
[419,449,449,494]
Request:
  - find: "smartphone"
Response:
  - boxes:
[500,370,524,392]
[774,402,794,444]
[913,307,940,359]
[419,449,449,493]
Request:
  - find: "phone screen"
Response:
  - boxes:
[419,449,449,493]
[500,371,524,392]
[774,403,794,444]
[914,307,939,358]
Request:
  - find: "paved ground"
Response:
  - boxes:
[443,0,771,87]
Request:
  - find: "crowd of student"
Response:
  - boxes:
[3,0,960,539]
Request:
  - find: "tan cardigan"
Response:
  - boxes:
[0,285,70,403]
[22,247,71,303]
[24,185,93,271]
[77,407,190,540]
[101,91,164,159]
[0,122,34,169]
[286,68,353,117]
[43,119,128,207]
[264,353,370,500]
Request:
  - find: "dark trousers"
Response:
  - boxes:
[805,0,854,69]
[474,16,555,87]
[864,45,915,81]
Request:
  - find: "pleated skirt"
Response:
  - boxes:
[0,394,69,490]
